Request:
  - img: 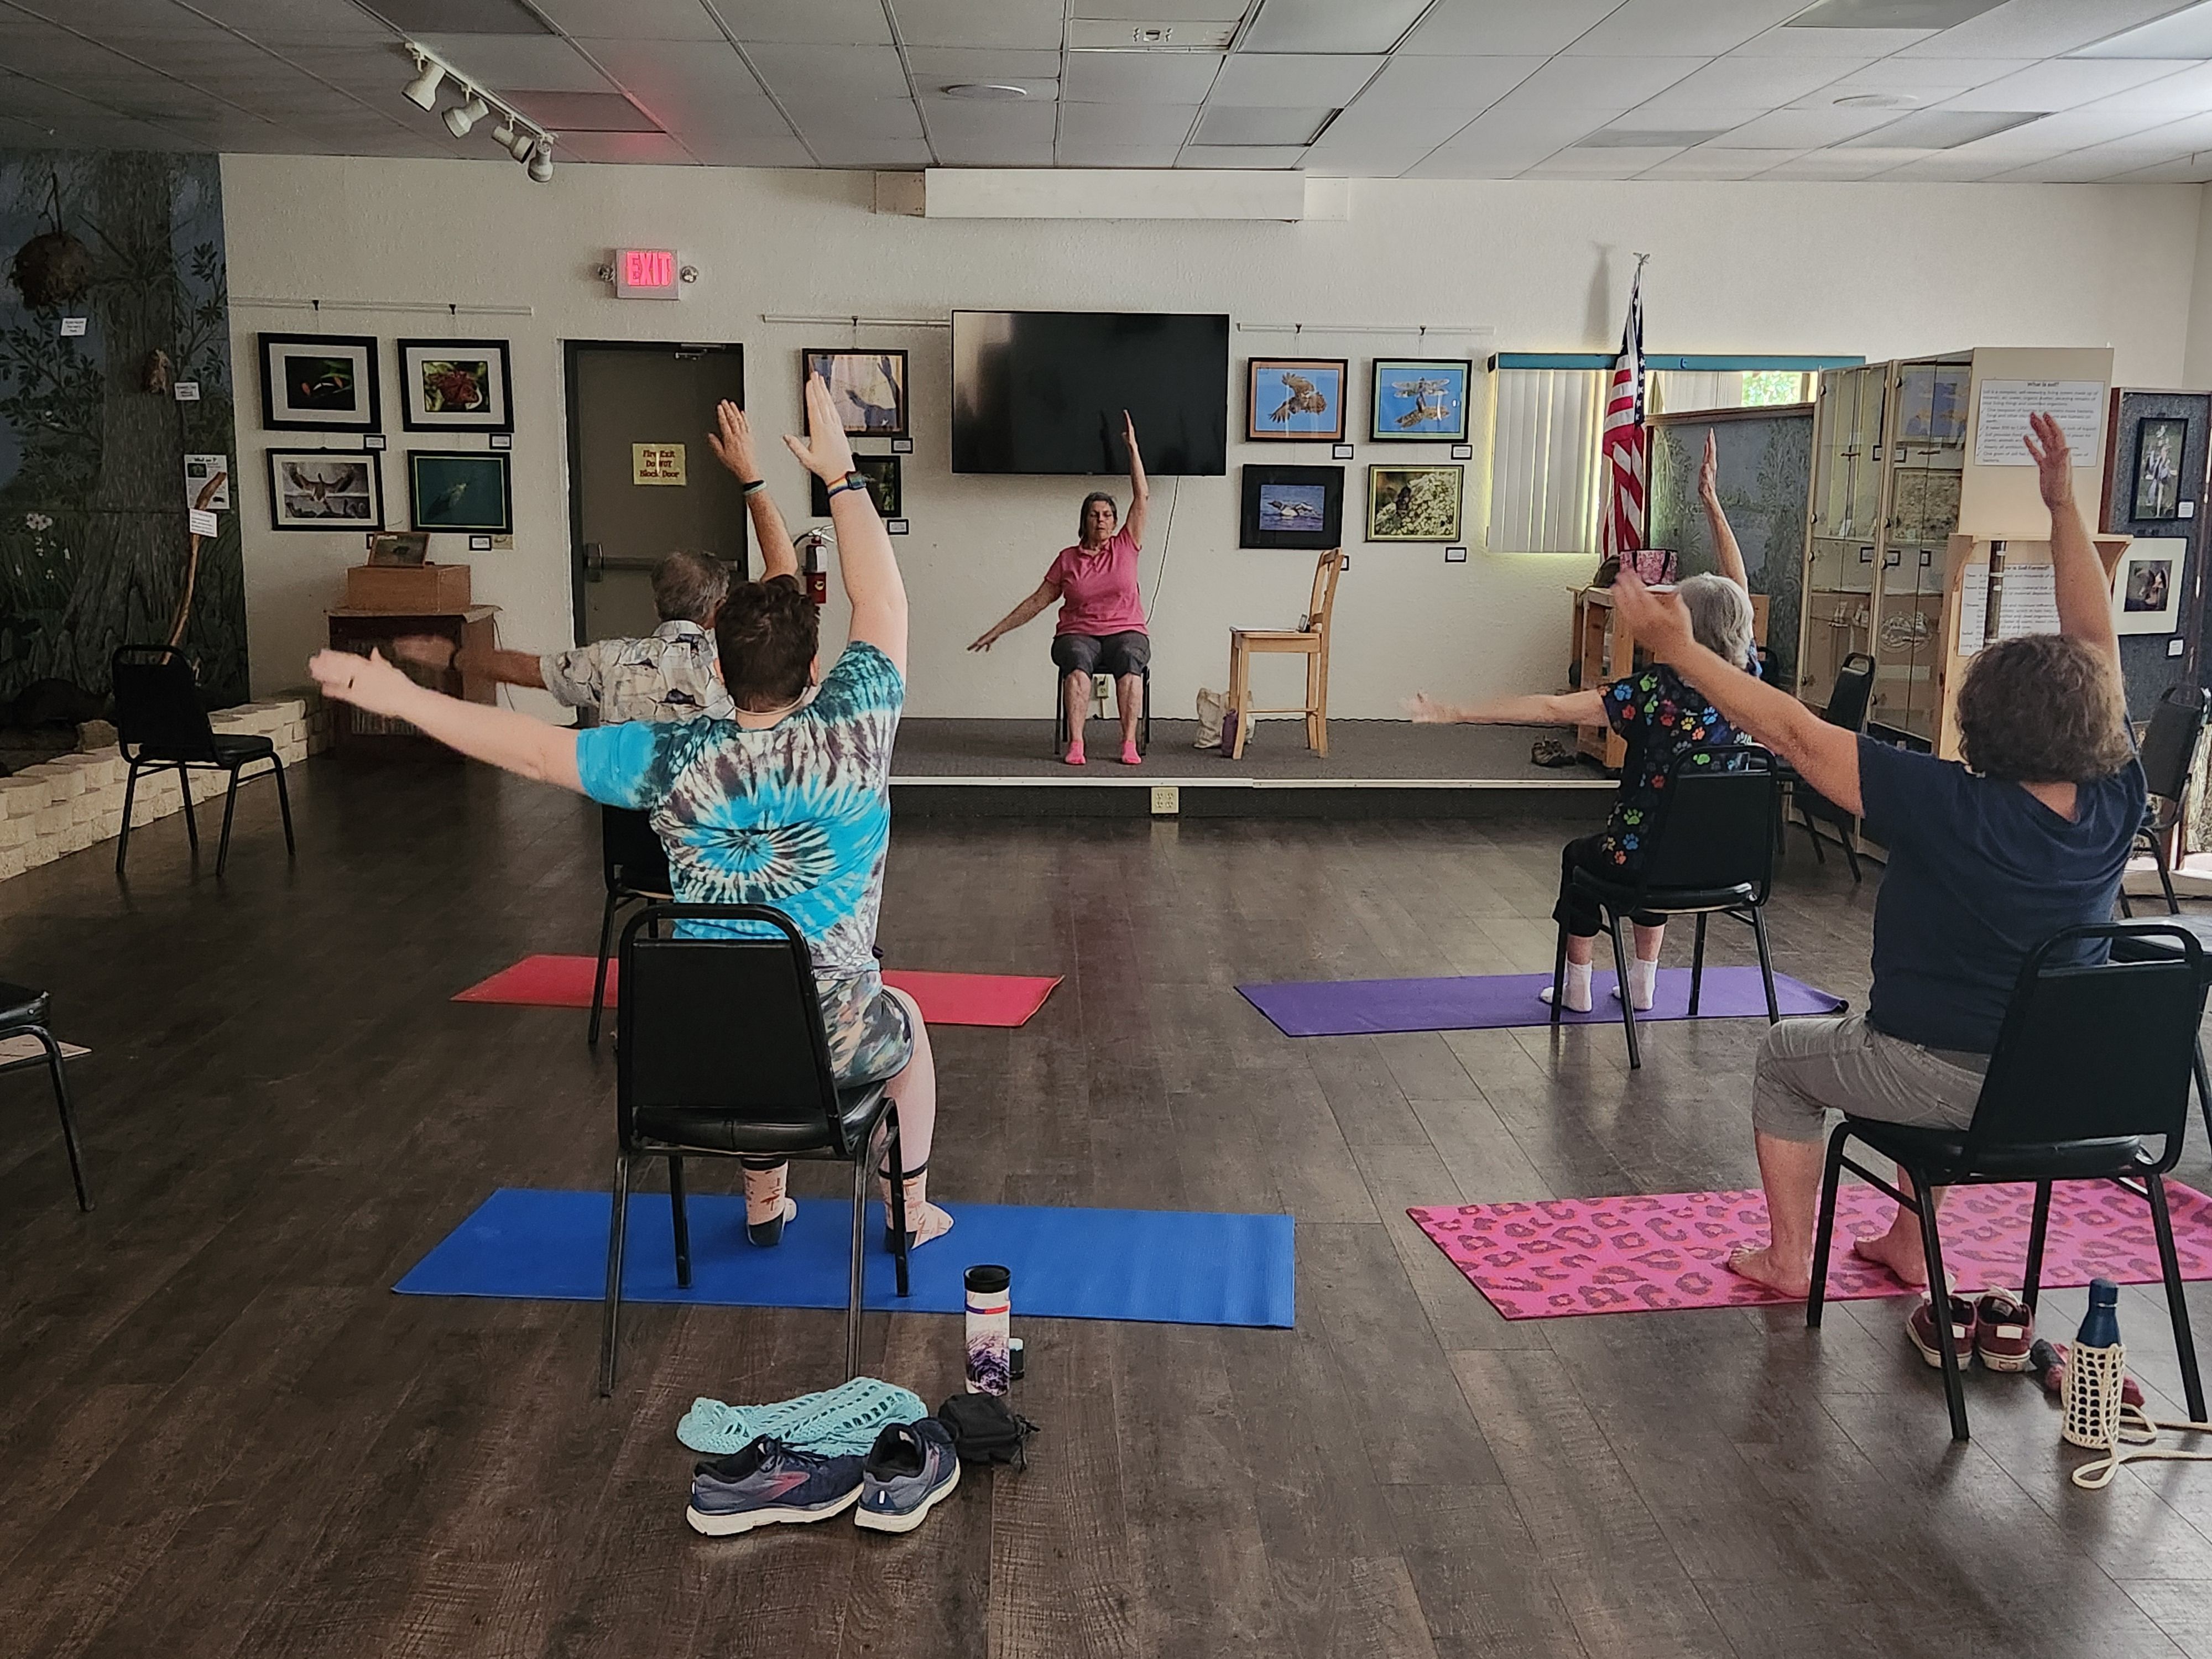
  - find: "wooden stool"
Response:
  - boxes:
[1227,548,1343,759]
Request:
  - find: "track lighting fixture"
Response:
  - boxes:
[401,55,445,111]
[443,91,488,137]
[397,42,558,181]
[507,128,537,162]
[491,116,518,148]
[528,139,555,184]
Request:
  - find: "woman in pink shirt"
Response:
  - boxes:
[969,412,1151,765]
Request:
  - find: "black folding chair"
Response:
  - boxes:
[598,903,911,1394]
[587,806,672,1048]
[1808,922,2209,1442]
[2106,914,2212,1152]
[1786,652,1876,879]
[1053,663,1151,755]
[0,979,90,1211]
[111,645,294,879]
[2119,685,2208,918]
[1551,745,1782,1070]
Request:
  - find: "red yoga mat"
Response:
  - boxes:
[453,953,1061,1029]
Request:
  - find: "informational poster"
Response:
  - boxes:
[187,508,218,538]
[184,453,230,510]
[1955,562,2060,656]
[631,442,686,486]
[1973,379,2104,466]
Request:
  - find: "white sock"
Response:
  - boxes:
[1541,961,1594,1013]
[1629,956,1658,1011]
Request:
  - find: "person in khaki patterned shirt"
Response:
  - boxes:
[394,401,797,726]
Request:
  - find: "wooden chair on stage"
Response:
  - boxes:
[1227,547,1343,760]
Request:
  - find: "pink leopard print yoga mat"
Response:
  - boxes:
[1408,1180,2212,1320]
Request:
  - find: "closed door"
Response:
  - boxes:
[566,342,747,644]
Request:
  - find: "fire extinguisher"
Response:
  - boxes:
[800,530,828,606]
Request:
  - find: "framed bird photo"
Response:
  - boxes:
[267,450,384,531]
[1370,359,1472,443]
[396,338,513,432]
[804,349,909,439]
[1246,357,1347,442]
[408,450,512,534]
[1240,464,1343,550]
[1367,463,1463,542]
[259,333,380,432]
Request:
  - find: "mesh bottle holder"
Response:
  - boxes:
[2064,1341,2211,1491]
[677,1378,929,1459]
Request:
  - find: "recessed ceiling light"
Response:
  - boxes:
[1834,93,1914,108]
[942,83,1031,101]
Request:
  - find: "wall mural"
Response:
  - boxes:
[0,150,243,724]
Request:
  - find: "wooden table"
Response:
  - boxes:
[325,605,498,757]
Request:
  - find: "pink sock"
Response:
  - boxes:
[1064,739,1086,765]
[1119,740,1141,765]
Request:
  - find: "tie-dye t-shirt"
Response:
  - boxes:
[573,643,901,975]
[1597,663,1751,868]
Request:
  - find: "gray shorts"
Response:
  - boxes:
[1751,1014,1989,1144]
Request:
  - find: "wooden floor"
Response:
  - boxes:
[7,756,2212,1658]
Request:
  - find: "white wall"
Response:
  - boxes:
[222,155,2203,719]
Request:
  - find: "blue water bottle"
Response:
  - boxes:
[2077,1279,2122,1349]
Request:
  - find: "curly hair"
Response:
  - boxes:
[714,574,818,710]
[1955,633,2133,783]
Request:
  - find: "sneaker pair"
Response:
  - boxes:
[1906,1287,2034,1372]
[685,1423,961,1537]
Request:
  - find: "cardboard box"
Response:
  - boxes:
[343,562,472,613]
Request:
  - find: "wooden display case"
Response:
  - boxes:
[325,604,499,757]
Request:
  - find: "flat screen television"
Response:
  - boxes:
[952,310,1229,476]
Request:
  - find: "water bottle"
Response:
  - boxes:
[964,1264,1011,1396]
[2077,1279,2122,1349]
[2063,1278,2127,1449]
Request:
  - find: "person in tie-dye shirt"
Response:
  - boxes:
[310,375,952,1251]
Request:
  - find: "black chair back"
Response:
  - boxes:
[111,645,217,763]
[601,805,672,899]
[614,902,843,1151]
[2140,685,2209,804]
[1824,653,1877,732]
[1633,745,1777,902]
[1965,922,2206,1161]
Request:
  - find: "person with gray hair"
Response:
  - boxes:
[1406,567,1759,1014]
[394,400,798,726]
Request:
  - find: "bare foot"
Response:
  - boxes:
[896,1201,956,1247]
[1725,1244,1811,1298]
[1850,1229,1928,1288]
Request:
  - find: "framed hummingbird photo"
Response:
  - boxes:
[1240,463,1344,550]
[267,449,384,531]
[1369,359,1471,443]
[259,333,381,432]
[1246,357,1347,443]
[408,450,512,534]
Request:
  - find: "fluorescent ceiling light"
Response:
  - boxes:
[2072,2,2212,59]
[1786,0,2005,27]
[1840,108,2043,147]
[1576,127,1730,148]
[1243,0,1431,54]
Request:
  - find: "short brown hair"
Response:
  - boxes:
[714,575,818,710]
[1078,492,1117,542]
[653,550,730,624]
[1956,634,2133,783]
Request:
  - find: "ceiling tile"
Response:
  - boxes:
[1211,53,1384,105]
[1905,0,2198,58]
[1063,51,1223,103]
[933,135,1058,163]
[1297,142,1436,175]
[557,129,695,162]
[745,44,914,100]
[1731,22,1937,54]
[1242,0,1432,54]
[2112,154,2212,181]
[1408,100,1606,174]
[1715,103,1905,143]
[1759,149,1902,176]
[1942,56,2193,109]
[1569,0,1818,56]
[1627,53,1869,114]
[418,35,616,92]
[1058,100,1199,143]
[805,133,932,166]
[364,0,552,33]
[576,38,756,91]
[1074,0,1249,15]
[2072,2,2212,58]
[806,98,926,139]
[921,98,1059,141]
[1175,144,1308,166]
[1646,146,1806,176]
[888,0,1066,50]
[1302,92,1484,154]
[1942,104,2178,151]
[1522,149,1670,176]
[2089,59,2212,107]
[1398,0,1625,56]
[681,129,815,165]
[193,1,398,45]
[715,0,895,46]
[1811,55,2033,94]
[505,89,659,129]
[1053,139,1187,164]
[1865,151,2015,178]
[905,47,1065,82]
[531,0,727,40]
[1494,54,1708,108]
[1193,104,1335,144]
[1358,54,1543,108]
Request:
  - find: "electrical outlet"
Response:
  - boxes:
[1150,785,1179,816]
[2170,637,2186,657]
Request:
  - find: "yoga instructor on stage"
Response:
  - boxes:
[968,410,1150,766]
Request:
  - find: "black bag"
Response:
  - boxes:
[937,1392,1039,1468]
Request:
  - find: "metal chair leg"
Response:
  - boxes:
[215,766,242,878]
[885,1109,910,1299]
[1839,827,1863,885]
[1607,911,1641,1069]
[669,1154,691,1290]
[2154,832,2183,916]
[1751,906,1781,1024]
[178,765,200,853]
[588,889,620,1048]
[2194,1040,2212,1154]
[1549,921,1570,1029]
[2147,1172,2208,1423]
[598,1152,633,1397]
[2022,1180,2052,1316]
[31,1026,91,1212]
[1802,815,1827,866]
[114,763,139,875]
[1909,1171,1970,1441]
[270,757,296,855]
[1806,1125,1849,1328]
[1689,913,1709,1016]
[846,1148,869,1381]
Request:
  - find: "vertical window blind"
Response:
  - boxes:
[1485,368,1606,555]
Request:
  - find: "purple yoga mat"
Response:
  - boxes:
[1237,967,1847,1038]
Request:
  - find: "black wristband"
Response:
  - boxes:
[740,477,765,495]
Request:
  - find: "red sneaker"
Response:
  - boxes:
[1907,1291,1976,1369]
[1974,1289,2035,1373]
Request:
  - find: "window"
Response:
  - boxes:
[1486,368,1605,555]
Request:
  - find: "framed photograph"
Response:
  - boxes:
[1366,463,1463,542]
[810,454,902,518]
[1239,464,1343,550]
[1370,358,1472,443]
[367,530,428,567]
[1246,357,1347,443]
[2133,416,2188,521]
[803,348,909,439]
[267,450,383,530]
[408,450,512,534]
[396,338,512,432]
[259,333,380,432]
[2114,537,2186,635]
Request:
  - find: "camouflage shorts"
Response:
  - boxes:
[818,970,914,1087]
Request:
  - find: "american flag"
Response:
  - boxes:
[1600,257,1648,563]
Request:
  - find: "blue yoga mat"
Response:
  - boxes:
[394,1187,1296,1329]
[1239,966,1846,1038]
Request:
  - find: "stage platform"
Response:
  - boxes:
[890,719,1618,818]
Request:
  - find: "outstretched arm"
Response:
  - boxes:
[1121,410,1150,549]
[392,636,547,691]
[1699,430,1749,594]
[309,648,582,791]
[2025,410,2121,690]
[1407,689,1606,726]
[707,400,798,582]
[1609,572,1862,816]
[970,579,1059,652]
[786,373,905,676]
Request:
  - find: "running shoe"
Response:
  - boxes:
[1907,1291,1977,1370]
[854,1417,962,1534]
[1974,1288,2036,1373]
[685,1435,864,1537]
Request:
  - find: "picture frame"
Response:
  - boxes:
[367,530,428,567]
[2113,537,2186,635]
[258,333,381,432]
[1366,463,1463,542]
[1239,464,1344,550]
[1246,357,1347,443]
[810,454,902,518]
[408,450,513,534]
[1369,358,1472,443]
[2132,416,2188,521]
[396,338,513,432]
[803,348,909,439]
[267,449,384,531]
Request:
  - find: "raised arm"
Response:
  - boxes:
[2025,411,2121,686]
[1699,430,1749,594]
[1406,688,1606,727]
[1610,571,1864,817]
[390,635,550,693]
[309,648,582,791]
[969,577,1060,652]
[707,400,798,582]
[1120,409,1150,549]
[785,373,905,676]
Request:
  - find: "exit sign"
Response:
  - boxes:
[612,248,681,300]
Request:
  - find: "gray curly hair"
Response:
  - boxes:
[1676,573,1754,669]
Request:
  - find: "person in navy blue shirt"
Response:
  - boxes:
[1609,411,2142,1301]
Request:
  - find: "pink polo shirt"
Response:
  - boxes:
[1046,526,1146,637]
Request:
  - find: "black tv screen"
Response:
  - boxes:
[952,310,1229,476]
